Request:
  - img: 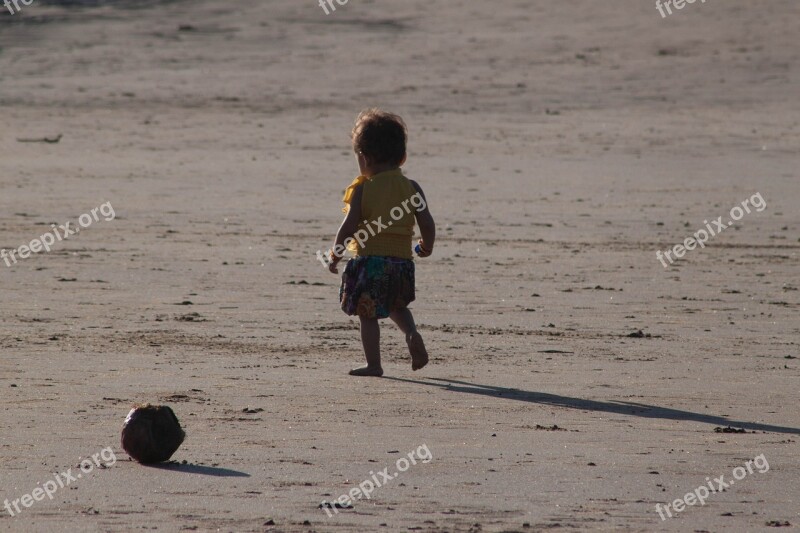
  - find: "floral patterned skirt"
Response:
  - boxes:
[339,256,415,319]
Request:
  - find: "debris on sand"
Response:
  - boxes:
[319,501,353,510]
[714,426,749,434]
[17,134,62,143]
[175,312,206,322]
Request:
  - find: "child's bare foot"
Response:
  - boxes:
[349,365,384,377]
[407,332,429,371]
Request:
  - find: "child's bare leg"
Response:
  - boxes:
[389,307,428,371]
[350,316,383,376]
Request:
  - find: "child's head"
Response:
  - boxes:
[351,108,407,174]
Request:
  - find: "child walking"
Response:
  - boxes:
[326,109,436,376]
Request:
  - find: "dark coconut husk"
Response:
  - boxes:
[121,404,185,464]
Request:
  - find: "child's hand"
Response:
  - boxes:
[416,240,433,258]
[328,254,341,274]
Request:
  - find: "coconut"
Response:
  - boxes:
[121,404,185,464]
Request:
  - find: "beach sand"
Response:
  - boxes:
[0,0,798,531]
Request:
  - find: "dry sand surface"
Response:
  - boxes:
[1,0,798,531]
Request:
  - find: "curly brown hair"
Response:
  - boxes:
[351,108,407,168]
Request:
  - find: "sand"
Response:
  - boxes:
[0,0,798,531]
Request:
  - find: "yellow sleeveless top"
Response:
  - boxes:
[342,169,417,259]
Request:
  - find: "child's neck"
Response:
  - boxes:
[364,165,399,178]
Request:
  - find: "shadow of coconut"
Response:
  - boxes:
[147,462,250,478]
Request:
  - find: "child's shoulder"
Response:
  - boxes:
[407,178,424,193]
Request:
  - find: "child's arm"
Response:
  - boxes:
[328,184,363,273]
[410,180,435,257]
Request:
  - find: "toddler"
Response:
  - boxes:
[326,109,436,376]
